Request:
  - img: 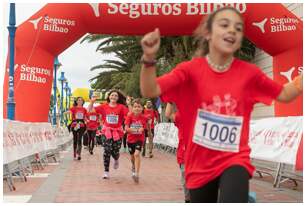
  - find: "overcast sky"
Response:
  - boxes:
[3,3,115,93]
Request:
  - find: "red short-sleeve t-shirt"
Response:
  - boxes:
[174,112,185,165]
[95,103,127,128]
[125,113,148,143]
[70,106,87,128]
[86,112,100,130]
[144,109,159,129]
[158,57,283,189]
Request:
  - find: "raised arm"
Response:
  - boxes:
[277,75,303,103]
[88,96,97,111]
[140,28,161,98]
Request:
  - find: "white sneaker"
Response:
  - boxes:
[114,160,119,169]
[103,172,109,179]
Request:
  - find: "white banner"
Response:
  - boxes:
[249,116,303,165]
[154,116,302,165]
[154,123,178,148]
[3,120,72,164]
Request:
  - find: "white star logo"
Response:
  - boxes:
[252,18,268,33]
[89,3,100,17]
[29,16,43,30]
[280,67,295,82]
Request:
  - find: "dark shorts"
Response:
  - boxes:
[145,129,154,137]
[127,141,143,155]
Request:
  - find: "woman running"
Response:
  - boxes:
[139,7,302,202]
[89,90,128,179]
[67,97,87,160]
[86,107,100,155]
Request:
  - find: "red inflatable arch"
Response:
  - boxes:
[3,3,303,122]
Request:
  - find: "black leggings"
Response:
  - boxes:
[189,165,250,203]
[72,127,86,156]
[87,130,96,152]
[103,137,122,172]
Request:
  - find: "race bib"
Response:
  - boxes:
[89,115,97,121]
[193,109,243,153]
[75,112,84,120]
[130,123,142,134]
[106,114,119,124]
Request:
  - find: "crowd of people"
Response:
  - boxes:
[64,6,302,203]
[65,90,160,184]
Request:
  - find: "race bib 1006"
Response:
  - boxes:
[106,114,119,124]
[193,109,243,153]
[75,112,84,120]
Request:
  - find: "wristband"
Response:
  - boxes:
[140,56,157,68]
[293,75,303,92]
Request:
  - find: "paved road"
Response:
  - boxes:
[3,145,303,203]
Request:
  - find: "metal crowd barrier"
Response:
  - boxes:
[154,144,303,189]
[3,130,73,191]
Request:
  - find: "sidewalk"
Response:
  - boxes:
[3,145,303,203]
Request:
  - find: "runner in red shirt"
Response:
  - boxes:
[89,90,128,179]
[139,7,303,203]
[165,103,190,203]
[142,100,160,158]
[125,99,148,183]
[86,108,100,155]
[66,97,87,160]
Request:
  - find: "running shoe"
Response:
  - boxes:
[132,175,139,183]
[114,159,119,169]
[103,172,109,179]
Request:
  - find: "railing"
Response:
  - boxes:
[153,119,303,189]
[3,120,73,191]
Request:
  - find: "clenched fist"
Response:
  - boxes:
[140,28,160,61]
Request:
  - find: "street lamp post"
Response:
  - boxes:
[58,72,67,125]
[64,82,69,111]
[64,82,69,125]
[53,57,61,125]
[67,87,72,110]
[7,3,17,120]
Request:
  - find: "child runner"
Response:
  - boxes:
[66,97,87,160]
[125,99,148,183]
[89,90,128,179]
[86,107,100,155]
[165,103,190,203]
[142,100,160,158]
[139,7,303,202]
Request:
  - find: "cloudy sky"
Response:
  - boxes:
[3,2,116,92]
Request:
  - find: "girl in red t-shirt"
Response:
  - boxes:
[125,99,148,183]
[66,97,87,160]
[86,108,100,155]
[139,7,303,203]
[89,90,128,179]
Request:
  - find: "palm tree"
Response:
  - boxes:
[82,34,255,96]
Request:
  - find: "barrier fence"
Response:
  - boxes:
[153,116,303,188]
[3,119,72,191]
